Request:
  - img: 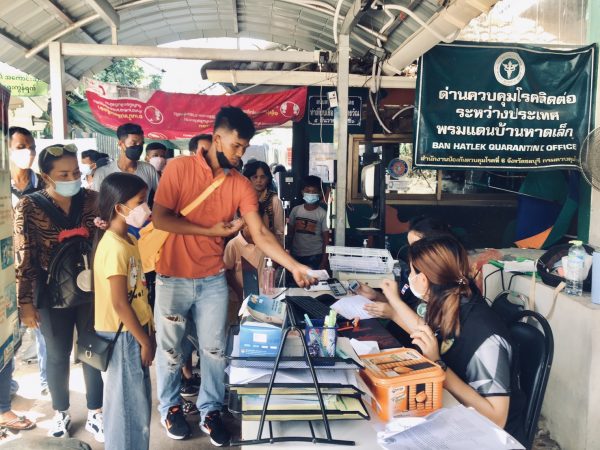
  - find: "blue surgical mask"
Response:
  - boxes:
[51,178,82,198]
[303,193,319,204]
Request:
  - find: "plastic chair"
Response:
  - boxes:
[508,310,554,450]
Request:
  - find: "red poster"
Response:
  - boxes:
[85,80,307,140]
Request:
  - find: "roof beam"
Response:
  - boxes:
[232,0,239,34]
[384,0,499,74]
[204,69,416,89]
[339,0,373,36]
[0,29,78,83]
[37,0,73,24]
[60,43,324,63]
[36,0,99,44]
[84,0,120,29]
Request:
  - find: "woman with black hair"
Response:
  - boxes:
[407,215,453,245]
[242,160,285,245]
[93,172,154,450]
[14,144,104,441]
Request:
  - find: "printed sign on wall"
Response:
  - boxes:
[414,42,596,170]
[308,96,362,126]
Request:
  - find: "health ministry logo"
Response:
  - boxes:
[494,51,525,86]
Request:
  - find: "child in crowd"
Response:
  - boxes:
[224,221,266,323]
[287,175,329,270]
[93,172,155,450]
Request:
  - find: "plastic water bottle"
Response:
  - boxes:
[565,240,586,296]
[262,258,275,295]
[385,236,391,252]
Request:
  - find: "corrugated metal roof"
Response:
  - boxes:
[0,0,447,86]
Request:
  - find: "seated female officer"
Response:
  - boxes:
[375,235,525,444]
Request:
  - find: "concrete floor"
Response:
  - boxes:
[7,358,240,449]
[6,357,561,450]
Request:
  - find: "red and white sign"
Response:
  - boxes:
[85,80,307,139]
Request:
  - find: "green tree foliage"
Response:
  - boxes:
[94,59,164,89]
[148,73,162,90]
[94,58,152,87]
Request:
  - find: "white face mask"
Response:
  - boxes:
[10,148,33,169]
[149,156,166,172]
[408,273,426,300]
[122,203,151,228]
[80,164,94,176]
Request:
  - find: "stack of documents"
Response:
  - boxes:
[227,366,369,421]
[230,393,369,421]
[227,329,370,421]
[377,405,524,450]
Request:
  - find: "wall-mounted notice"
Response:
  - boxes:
[308,96,362,126]
[414,42,596,170]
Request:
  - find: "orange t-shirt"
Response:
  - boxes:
[153,153,258,278]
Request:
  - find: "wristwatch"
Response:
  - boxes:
[435,359,448,372]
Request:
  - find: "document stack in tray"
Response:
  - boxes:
[226,295,370,422]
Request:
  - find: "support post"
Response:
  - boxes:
[49,42,67,140]
[335,34,350,246]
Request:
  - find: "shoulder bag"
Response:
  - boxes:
[138,175,226,272]
[76,284,137,372]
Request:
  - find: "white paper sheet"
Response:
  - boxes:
[350,338,380,356]
[377,405,524,450]
[307,269,330,281]
[331,295,375,320]
[500,260,536,273]
[228,366,356,386]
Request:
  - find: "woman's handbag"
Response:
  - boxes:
[76,285,137,372]
[138,175,226,272]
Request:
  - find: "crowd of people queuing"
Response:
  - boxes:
[5,106,525,448]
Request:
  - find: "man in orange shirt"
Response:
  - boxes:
[152,107,313,446]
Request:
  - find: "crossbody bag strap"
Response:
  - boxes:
[110,283,138,346]
[30,190,85,229]
[180,175,226,217]
[30,191,71,229]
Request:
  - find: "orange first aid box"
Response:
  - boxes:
[359,348,446,421]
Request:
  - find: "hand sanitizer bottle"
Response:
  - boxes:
[262,258,275,295]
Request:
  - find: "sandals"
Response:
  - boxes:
[0,415,35,431]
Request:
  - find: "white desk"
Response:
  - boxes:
[240,287,458,448]
[483,264,600,450]
[240,390,458,449]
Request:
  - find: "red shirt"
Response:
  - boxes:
[153,153,258,278]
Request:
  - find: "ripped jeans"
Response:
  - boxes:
[155,272,228,421]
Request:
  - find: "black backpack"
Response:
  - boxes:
[29,191,93,308]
